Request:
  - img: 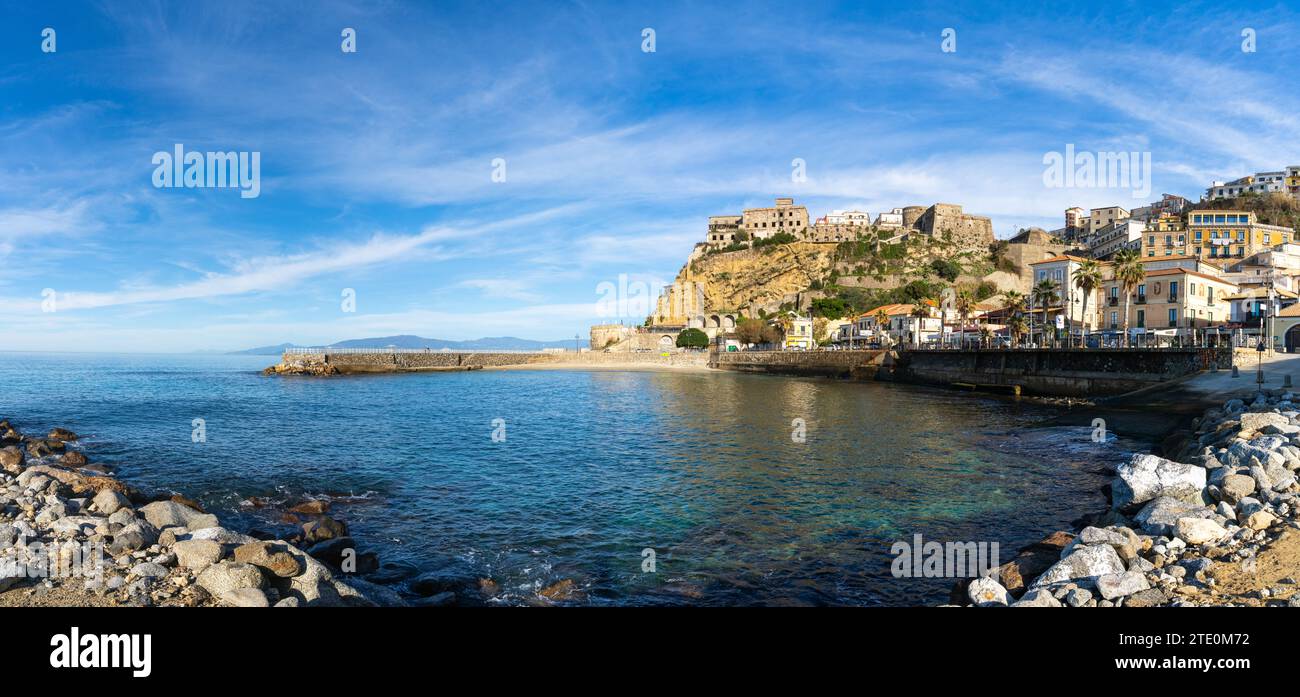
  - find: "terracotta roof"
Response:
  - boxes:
[1280,304,1300,317]
[858,303,915,319]
[1029,254,1093,265]
[1142,268,1236,284]
[1223,287,1300,300]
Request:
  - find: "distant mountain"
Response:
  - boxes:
[229,335,585,355]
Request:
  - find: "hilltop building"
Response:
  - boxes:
[1206,167,1300,200]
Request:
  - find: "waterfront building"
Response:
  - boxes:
[779,312,814,349]
[1098,267,1237,336]
[1028,255,1104,333]
[1185,209,1294,260]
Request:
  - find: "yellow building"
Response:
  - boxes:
[1184,210,1293,261]
[1142,213,1190,257]
[1098,267,1236,334]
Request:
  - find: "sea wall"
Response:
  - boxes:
[890,347,1233,398]
[711,350,886,378]
[268,350,712,375]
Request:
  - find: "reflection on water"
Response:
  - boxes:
[0,353,1150,605]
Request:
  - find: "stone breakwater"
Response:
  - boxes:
[264,350,712,375]
[0,417,401,607]
[959,390,1300,608]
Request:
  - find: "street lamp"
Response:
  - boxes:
[1257,338,1267,391]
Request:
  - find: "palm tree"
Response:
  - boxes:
[1073,259,1103,347]
[875,308,890,345]
[1006,313,1029,347]
[978,324,992,348]
[1002,291,1027,346]
[955,288,976,348]
[910,303,932,348]
[1032,278,1060,346]
[1113,249,1146,347]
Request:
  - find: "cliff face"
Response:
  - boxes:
[654,242,837,321]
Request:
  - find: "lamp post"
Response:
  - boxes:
[1257,338,1267,392]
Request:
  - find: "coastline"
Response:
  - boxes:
[0,418,400,608]
[959,388,1300,607]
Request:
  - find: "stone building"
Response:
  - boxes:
[703,198,808,248]
[910,203,995,255]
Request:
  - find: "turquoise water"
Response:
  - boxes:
[0,352,1146,605]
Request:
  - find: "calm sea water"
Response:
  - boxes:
[0,352,1148,606]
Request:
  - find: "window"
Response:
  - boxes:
[1110,311,1118,328]
[1138,284,1146,296]
[1137,310,1145,328]
[1168,308,1177,326]
[1169,281,1179,300]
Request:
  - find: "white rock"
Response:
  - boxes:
[967,577,1009,607]
[1175,517,1227,545]
[1113,454,1206,509]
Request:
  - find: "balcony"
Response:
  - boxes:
[1135,295,1147,305]
[1168,294,1179,303]
[1107,297,1119,307]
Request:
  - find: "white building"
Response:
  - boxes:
[874,208,905,230]
[1088,219,1145,259]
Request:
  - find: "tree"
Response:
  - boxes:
[675,328,709,349]
[736,318,780,346]
[1113,248,1145,347]
[1006,313,1028,347]
[811,296,848,319]
[813,317,830,345]
[1001,290,1027,346]
[955,288,976,348]
[929,258,962,282]
[910,303,932,348]
[1032,278,1060,345]
[1073,259,1103,346]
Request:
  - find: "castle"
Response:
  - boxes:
[703,198,994,256]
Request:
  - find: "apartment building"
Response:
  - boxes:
[1089,206,1129,236]
[1028,255,1102,331]
[1206,169,1297,200]
[1088,219,1145,259]
[1098,268,1236,333]
[1185,210,1294,260]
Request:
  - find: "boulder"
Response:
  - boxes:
[129,562,169,579]
[140,500,218,530]
[967,577,1009,607]
[1133,497,1214,537]
[219,587,271,608]
[0,446,24,474]
[1175,517,1227,545]
[1113,454,1206,509]
[173,539,224,572]
[1030,544,1126,590]
[232,541,303,578]
[48,428,79,441]
[108,521,159,556]
[1238,412,1289,433]
[196,562,266,596]
[1010,589,1062,607]
[1245,510,1278,531]
[60,451,88,468]
[1095,571,1151,600]
[1123,588,1169,607]
[1220,474,1256,504]
[91,489,129,515]
[301,515,348,544]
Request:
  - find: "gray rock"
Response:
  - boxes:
[139,500,218,531]
[1010,588,1062,607]
[1134,497,1214,536]
[1031,544,1127,590]
[1113,454,1206,509]
[1220,474,1256,503]
[1095,570,1151,600]
[129,562,169,579]
[1124,588,1169,607]
[196,561,266,596]
[274,596,301,607]
[173,539,223,572]
[91,489,129,515]
[1176,517,1227,545]
[219,587,270,607]
[1064,587,1093,607]
[967,576,1009,607]
[108,521,159,556]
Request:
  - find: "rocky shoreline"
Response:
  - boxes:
[958,389,1300,607]
[0,417,408,607]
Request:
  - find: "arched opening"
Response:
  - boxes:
[722,315,736,330]
[708,315,721,328]
[1285,324,1300,353]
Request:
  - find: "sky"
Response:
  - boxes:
[2,0,1299,352]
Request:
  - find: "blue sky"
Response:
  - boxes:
[2,0,1299,352]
